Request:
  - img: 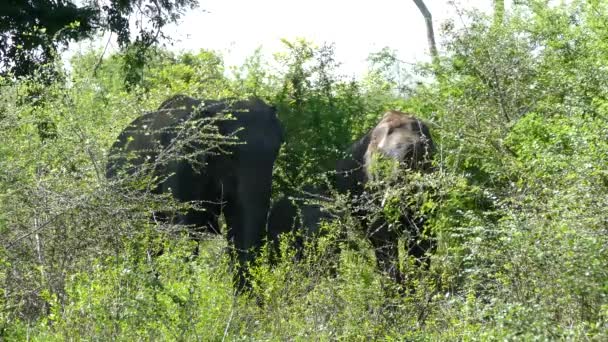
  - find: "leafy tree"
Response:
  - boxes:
[0,0,198,82]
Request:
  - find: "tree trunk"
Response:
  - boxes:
[412,0,438,61]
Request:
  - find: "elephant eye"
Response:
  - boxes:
[387,127,394,135]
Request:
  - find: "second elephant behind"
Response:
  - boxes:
[267,110,434,284]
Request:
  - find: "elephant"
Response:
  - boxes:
[266,186,333,261]
[107,95,284,289]
[267,110,434,284]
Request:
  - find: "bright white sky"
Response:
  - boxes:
[68,0,500,77]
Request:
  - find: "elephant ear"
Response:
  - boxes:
[335,157,365,195]
[334,129,373,194]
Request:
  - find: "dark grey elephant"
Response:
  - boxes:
[107,95,284,289]
[266,186,333,261]
[267,110,434,284]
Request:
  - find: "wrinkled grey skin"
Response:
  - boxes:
[107,95,284,289]
[268,110,433,284]
[267,187,333,260]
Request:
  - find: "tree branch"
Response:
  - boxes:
[412,0,438,61]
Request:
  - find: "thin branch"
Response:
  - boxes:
[93,31,113,77]
[4,213,64,249]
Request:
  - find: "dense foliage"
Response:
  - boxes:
[1,1,607,339]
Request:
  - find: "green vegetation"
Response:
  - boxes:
[1,1,607,339]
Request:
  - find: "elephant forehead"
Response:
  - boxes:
[380,110,415,125]
[379,133,418,151]
[372,121,421,145]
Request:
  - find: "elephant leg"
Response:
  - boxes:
[224,161,274,291]
[181,205,222,236]
[368,221,404,285]
[266,197,300,263]
[404,215,434,269]
[372,240,403,285]
[186,206,221,257]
